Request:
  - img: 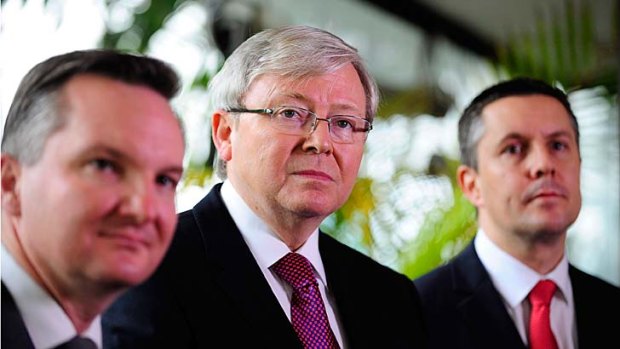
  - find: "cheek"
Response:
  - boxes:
[159,203,179,241]
[337,147,363,180]
[251,138,292,178]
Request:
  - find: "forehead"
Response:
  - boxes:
[243,64,366,110]
[49,75,184,162]
[480,94,575,139]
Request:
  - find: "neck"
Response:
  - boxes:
[257,205,323,251]
[56,291,119,333]
[480,221,566,275]
[228,180,324,251]
[1,213,121,334]
[276,220,322,251]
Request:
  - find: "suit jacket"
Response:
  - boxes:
[103,183,426,349]
[413,242,620,349]
[2,282,36,349]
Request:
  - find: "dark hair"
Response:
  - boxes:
[458,77,579,169]
[2,49,181,164]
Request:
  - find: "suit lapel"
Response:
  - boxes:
[1,282,35,349]
[453,244,526,349]
[319,233,369,348]
[190,184,301,348]
[569,265,607,348]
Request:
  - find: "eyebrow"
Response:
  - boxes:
[273,92,362,113]
[162,166,184,178]
[83,145,184,175]
[498,129,574,144]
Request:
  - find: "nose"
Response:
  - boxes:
[120,179,157,224]
[302,118,333,154]
[528,145,556,178]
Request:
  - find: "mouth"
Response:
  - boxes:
[99,229,151,250]
[293,170,334,182]
[523,181,569,203]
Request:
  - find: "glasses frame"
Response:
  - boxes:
[226,105,373,144]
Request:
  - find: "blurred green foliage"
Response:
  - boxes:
[7,0,615,279]
[98,0,616,279]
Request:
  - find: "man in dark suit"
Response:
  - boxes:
[103,25,426,349]
[414,77,620,349]
[1,50,185,348]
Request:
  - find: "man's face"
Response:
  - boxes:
[461,94,581,239]
[14,74,185,292]
[220,63,367,221]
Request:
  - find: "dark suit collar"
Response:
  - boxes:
[319,233,378,348]
[452,243,527,349]
[2,282,35,349]
[189,184,301,348]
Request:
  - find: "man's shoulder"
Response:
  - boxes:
[569,264,620,296]
[319,233,411,283]
[413,257,457,297]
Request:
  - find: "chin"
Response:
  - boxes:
[292,202,335,218]
[98,256,158,287]
[101,268,152,289]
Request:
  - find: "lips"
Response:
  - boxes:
[100,228,152,249]
[522,180,569,203]
[293,169,334,182]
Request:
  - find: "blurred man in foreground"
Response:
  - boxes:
[1,49,185,349]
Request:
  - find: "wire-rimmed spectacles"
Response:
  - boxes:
[226,105,372,144]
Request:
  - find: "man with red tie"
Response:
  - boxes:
[414,77,620,349]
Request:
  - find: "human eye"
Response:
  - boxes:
[156,174,180,190]
[88,158,120,174]
[276,107,306,121]
[501,143,524,155]
[331,116,355,130]
[551,140,569,151]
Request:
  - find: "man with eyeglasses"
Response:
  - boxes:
[103,25,426,349]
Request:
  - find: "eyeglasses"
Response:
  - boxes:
[226,105,372,144]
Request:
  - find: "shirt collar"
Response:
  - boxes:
[1,244,102,349]
[474,229,572,307]
[220,180,328,285]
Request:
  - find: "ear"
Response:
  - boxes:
[457,164,483,208]
[1,154,22,216]
[212,110,233,162]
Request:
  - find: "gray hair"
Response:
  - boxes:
[2,49,182,165]
[208,25,379,179]
[458,77,580,170]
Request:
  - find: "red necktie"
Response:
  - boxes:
[271,252,340,349]
[528,280,558,349]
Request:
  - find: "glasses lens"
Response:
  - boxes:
[269,106,370,144]
[329,116,370,143]
[271,107,313,135]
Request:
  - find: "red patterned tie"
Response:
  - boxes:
[528,280,558,349]
[271,252,340,349]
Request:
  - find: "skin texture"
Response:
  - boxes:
[212,63,367,250]
[457,95,581,274]
[1,74,185,332]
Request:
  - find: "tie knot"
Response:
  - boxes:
[529,279,557,306]
[271,252,317,290]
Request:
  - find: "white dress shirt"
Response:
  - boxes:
[220,180,346,348]
[1,244,102,349]
[474,229,577,349]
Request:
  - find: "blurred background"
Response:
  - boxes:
[1,0,618,286]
